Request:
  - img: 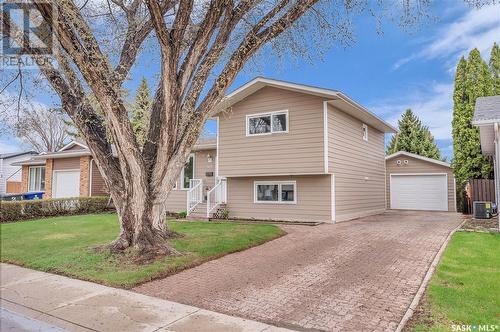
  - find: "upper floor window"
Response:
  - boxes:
[28,166,45,191]
[362,124,368,141]
[246,111,288,136]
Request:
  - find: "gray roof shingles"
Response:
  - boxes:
[0,151,37,159]
[473,95,500,122]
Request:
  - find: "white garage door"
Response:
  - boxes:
[53,171,80,198]
[390,174,448,211]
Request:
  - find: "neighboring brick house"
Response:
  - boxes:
[14,138,217,200]
[13,141,107,198]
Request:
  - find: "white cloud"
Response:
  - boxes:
[393,4,500,69]
[370,82,454,140]
[0,138,23,154]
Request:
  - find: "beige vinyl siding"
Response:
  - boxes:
[165,190,187,213]
[328,105,386,221]
[218,87,325,177]
[195,149,216,189]
[53,157,80,170]
[90,160,107,196]
[225,175,331,222]
[386,155,456,212]
[164,149,216,213]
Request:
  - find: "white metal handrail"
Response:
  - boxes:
[187,179,203,216]
[206,177,227,218]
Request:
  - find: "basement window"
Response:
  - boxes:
[254,181,296,204]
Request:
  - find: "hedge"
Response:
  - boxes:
[0,196,113,223]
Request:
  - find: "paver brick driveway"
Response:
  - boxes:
[134,210,463,332]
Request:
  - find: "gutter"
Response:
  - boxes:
[33,151,92,159]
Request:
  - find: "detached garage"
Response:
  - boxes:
[386,151,456,212]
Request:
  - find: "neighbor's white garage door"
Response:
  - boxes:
[390,174,448,211]
[53,170,80,198]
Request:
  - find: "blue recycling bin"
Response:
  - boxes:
[22,192,44,200]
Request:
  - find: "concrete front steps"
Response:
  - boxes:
[187,202,209,220]
[187,203,228,220]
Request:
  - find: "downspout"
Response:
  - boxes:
[494,123,500,229]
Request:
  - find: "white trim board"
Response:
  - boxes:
[331,174,336,223]
[89,159,93,196]
[215,116,220,178]
[59,140,88,152]
[323,101,329,173]
[386,151,451,168]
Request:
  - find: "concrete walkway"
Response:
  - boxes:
[0,264,291,332]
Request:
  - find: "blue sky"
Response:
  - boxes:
[1,1,499,161]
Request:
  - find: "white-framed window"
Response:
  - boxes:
[179,154,195,189]
[362,123,368,141]
[246,110,288,136]
[254,181,296,204]
[28,166,45,191]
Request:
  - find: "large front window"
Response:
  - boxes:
[28,166,45,191]
[254,181,296,204]
[181,155,194,189]
[247,111,288,135]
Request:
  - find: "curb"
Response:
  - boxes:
[394,218,467,332]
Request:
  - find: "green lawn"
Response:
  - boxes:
[0,214,284,288]
[408,231,500,331]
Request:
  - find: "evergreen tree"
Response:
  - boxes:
[489,42,500,94]
[386,109,441,160]
[131,78,152,147]
[452,49,493,188]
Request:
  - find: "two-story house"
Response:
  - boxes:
[14,77,397,223]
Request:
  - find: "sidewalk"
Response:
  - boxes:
[0,263,292,332]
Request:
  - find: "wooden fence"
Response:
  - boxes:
[469,179,496,202]
[6,181,22,194]
[463,179,496,214]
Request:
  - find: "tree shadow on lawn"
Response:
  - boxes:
[0,215,286,289]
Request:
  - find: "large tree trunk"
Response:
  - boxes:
[95,159,182,256]
[108,194,180,256]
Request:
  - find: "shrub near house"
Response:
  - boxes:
[0,196,111,222]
